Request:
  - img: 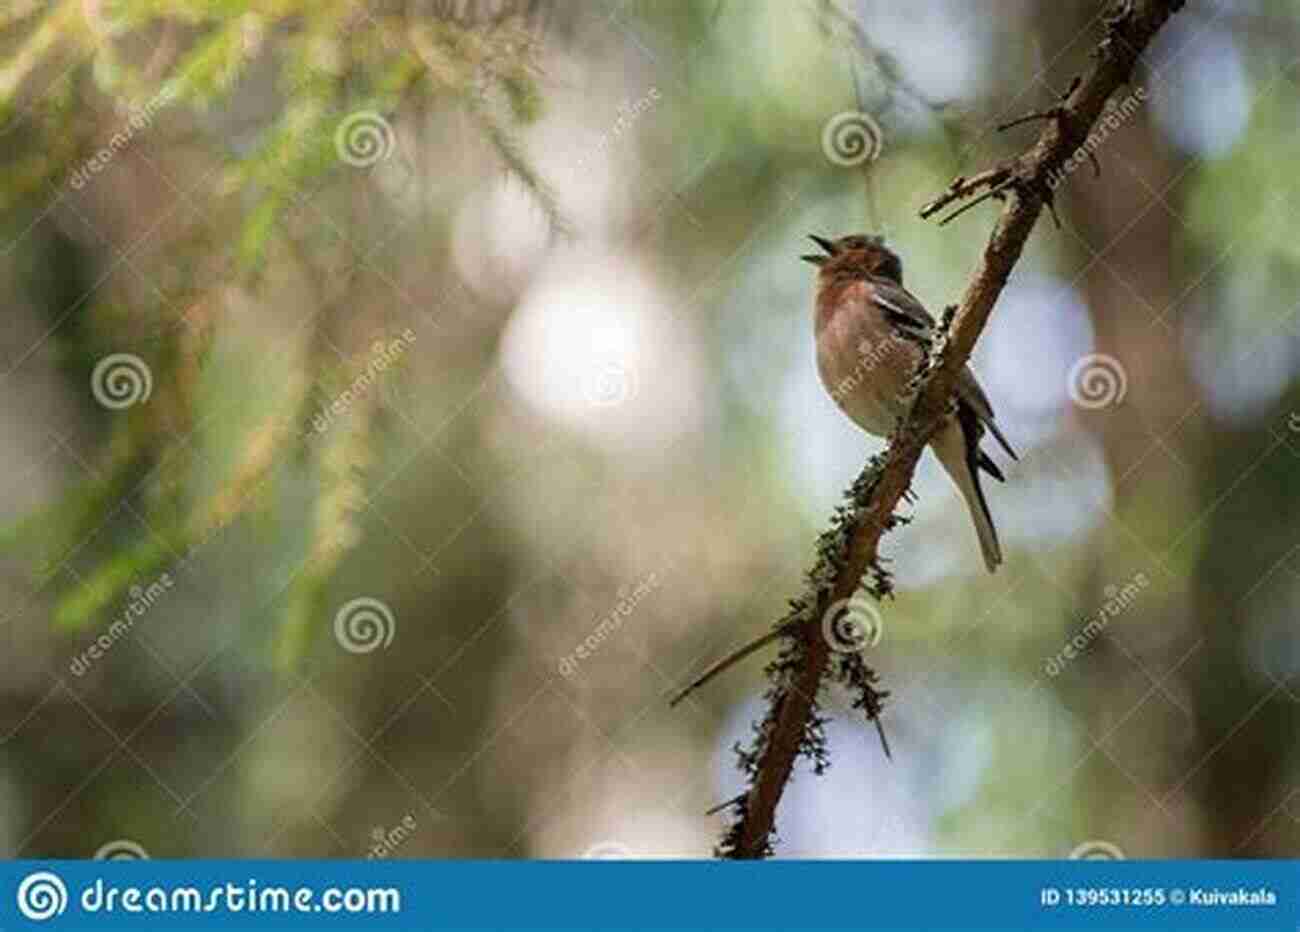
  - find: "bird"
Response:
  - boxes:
[802,233,1016,572]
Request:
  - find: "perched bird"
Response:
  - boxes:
[802,233,1016,572]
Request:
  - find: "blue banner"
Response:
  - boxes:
[1,860,1295,930]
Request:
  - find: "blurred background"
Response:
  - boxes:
[1,0,1297,859]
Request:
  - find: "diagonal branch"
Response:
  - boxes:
[719,0,1186,860]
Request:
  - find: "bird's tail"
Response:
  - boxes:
[932,413,1003,573]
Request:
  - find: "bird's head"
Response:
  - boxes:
[801,233,903,285]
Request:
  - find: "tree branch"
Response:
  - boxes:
[718,0,1186,860]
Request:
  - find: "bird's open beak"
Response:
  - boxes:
[801,234,837,266]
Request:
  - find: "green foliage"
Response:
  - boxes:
[53,529,180,629]
[0,0,552,661]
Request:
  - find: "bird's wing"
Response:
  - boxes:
[868,278,937,342]
[873,278,1018,461]
[956,369,1018,461]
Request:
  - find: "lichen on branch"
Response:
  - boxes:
[719,0,1188,860]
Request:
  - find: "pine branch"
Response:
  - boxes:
[720,0,1187,860]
